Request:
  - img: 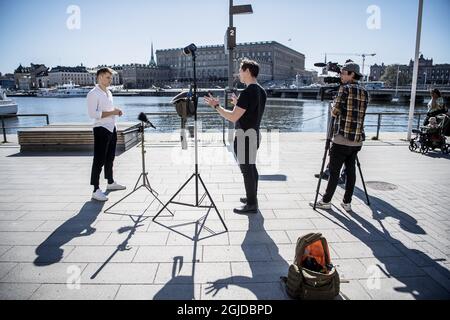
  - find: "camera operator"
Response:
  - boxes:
[204,59,266,214]
[310,61,368,212]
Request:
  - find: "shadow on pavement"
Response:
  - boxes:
[316,186,450,299]
[34,201,104,266]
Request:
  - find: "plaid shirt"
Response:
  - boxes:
[332,83,368,143]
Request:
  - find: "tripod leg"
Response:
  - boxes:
[144,185,174,216]
[153,174,196,221]
[104,185,145,213]
[198,174,228,232]
[356,156,371,206]
[133,173,143,191]
[314,144,330,210]
[145,174,159,196]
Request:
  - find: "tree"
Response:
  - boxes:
[380,65,412,87]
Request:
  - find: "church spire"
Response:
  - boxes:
[149,42,157,67]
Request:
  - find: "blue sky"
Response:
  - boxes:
[0,0,449,75]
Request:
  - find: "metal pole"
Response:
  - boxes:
[376,114,382,140]
[193,53,199,206]
[407,0,424,141]
[227,0,235,146]
[395,65,400,98]
[228,0,234,93]
[1,116,7,143]
[140,123,146,186]
[362,55,366,84]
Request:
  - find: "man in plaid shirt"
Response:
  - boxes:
[311,61,369,212]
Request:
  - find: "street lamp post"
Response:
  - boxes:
[227,0,253,92]
[395,65,400,98]
[227,0,235,94]
[361,53,376,84]
[226,0,253,144]
[407,0,424,141]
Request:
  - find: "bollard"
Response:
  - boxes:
[376,114,382,140]
[1,116,7,143]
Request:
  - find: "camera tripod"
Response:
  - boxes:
[152,47,228,236]
[104,121,169,217]
[313,104,370,210]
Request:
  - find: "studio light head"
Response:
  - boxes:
[183,43,197,56]
[171,91,195,119]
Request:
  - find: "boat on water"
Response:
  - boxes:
[0,87,18,116]
[37,81,91,98]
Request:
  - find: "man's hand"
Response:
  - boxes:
[331,107,341,117]
[114,108,123,117]
[204,94,220,110]
[231,93,238,106]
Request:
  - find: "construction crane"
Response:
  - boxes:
[323,53,377,82]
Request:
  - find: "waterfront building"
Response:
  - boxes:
[156,41,305,86]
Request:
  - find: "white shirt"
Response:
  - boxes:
[427,97,444,113]
[87,85,117,132]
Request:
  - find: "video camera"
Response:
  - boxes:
[314,61,342,85]
[314,61,343,101]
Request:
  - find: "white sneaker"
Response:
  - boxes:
[92,189,108,202]
[309,200,332,210]
[107,182,126,191]
[341,202,352,212]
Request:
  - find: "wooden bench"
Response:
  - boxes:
[18,122,141,152]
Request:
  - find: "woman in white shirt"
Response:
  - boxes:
[424,89,446,126]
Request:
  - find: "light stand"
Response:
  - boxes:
[313,102,370,210]
[104,120,170,217]
[153,45,228,235]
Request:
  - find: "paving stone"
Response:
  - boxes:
[116,284,201,300]
[0,283,41,300]
[30,284,119,300]
[201,282,287,300]
[203,245,272,262]
[81,263,159,284]
[1,263,87,284]
[154,262,231,285]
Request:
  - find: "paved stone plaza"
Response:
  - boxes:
[0,132,449,300]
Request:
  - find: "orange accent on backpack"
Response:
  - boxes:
[299,239,329,272]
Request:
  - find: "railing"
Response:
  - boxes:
[0,111,432,145]
[144,111,429,142]
[145,111,227,146]
[366,112,427,140]
[0,114,50,143]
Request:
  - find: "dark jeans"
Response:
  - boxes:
[322,143,361,204]
[90,126,117,188]
[234,136,260,206]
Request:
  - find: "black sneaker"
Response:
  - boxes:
[314,173,329,180]
[233,204,258,214]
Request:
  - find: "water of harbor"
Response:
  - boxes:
[3,96,429,134]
